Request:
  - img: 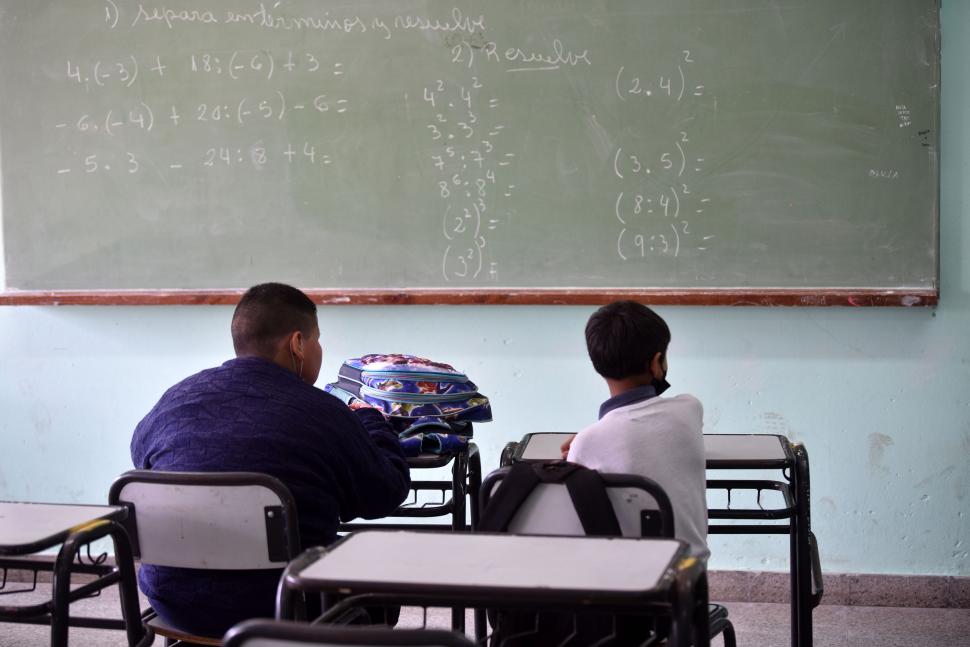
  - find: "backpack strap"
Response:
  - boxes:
[478,462,544,532]
[480,461,622,536]
[561,467,622,536]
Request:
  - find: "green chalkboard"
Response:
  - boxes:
[0,0,940,301]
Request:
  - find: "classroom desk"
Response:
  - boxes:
[508,430,795,469]
[278,529,710,647]
[339,442,482,631]
[341,442,482,533]
[503,432,821,647]
[0,501,144,647]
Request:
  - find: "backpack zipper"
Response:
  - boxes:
[359,385,476,403]
[361,369,469,382]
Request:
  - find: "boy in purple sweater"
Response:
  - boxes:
[131,283,410,636]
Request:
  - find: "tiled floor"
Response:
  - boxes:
[1,585,968,646]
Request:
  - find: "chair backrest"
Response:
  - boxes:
[480,466,674,538]
[223,619,477,647]
[108,470,300,570]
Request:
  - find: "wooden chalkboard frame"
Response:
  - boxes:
[0,288,938,306]
[0,0,940,307]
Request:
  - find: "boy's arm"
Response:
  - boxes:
[335,405,412,521]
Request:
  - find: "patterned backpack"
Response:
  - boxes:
[324,354,491,451]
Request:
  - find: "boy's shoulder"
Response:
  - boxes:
[581,392,703,437]
[617,392,703,416]
[658,392,703,413]
[570,393,704,462]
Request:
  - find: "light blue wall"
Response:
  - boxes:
[1,3,967,576]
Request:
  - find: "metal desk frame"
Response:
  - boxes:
[341,442,482,534]
[0,501,144,647]
[704,435,821,647]
[339,442,482,631]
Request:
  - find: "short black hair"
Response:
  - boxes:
[231,283,317,357]
[585,300,671,380]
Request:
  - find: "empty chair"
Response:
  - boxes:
[108,470,302,646]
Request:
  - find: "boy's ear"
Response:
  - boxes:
[649,351,665,378]
[287,331,305,358]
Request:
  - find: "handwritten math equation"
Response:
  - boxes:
[413,77,514,282]
[613,52,714,261]
[64,51,343,90]
[52,49,349,175]
[41,2,721,283]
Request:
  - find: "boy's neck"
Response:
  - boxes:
[605,374,655,399]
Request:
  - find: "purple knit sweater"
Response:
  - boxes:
[131,356,410,632]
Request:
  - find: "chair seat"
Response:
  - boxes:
[146,614,222,646]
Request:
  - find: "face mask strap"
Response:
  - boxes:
[653,352,670,395]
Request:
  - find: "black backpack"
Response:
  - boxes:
[479,461,622,536]
[479,461,664,646]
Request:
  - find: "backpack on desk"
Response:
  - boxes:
[324,353,492,438]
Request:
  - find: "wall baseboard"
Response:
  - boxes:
[3,557,968,609]
[709,570,970,609]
